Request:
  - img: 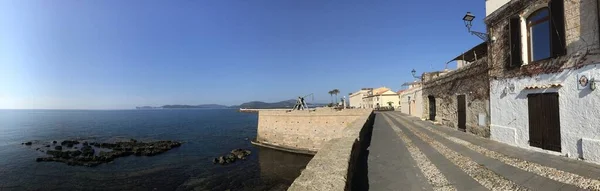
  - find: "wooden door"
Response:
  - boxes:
[528,93,561,152]
[428,96,436,120]
[457,95,466,131]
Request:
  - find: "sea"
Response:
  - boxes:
[0,109,313,191]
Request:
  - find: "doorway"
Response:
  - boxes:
[457,95,466,132]
[527,93,561,152]
[428,96,436,121]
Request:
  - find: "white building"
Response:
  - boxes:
[348,88,372,108]
[486,0,600,163]
[362,87,400,109]
[399,81,423,118]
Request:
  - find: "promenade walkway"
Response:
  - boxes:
[365,111,600,191]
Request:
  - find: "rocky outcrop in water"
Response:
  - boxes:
[33,139,182,167]
[213,149,251,165]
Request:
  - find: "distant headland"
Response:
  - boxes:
[136,100,327,110]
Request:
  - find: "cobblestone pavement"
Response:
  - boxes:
[367,111,600,191]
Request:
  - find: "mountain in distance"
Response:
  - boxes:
[233,99,328,109]
[136,100,328,109]
[161,104,229,109]
[234,99,296,109]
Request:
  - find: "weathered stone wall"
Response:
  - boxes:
[256,108,372,153]
[287,111,374,191]
[422,58,491,138]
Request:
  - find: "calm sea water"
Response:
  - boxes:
[0,109,312,191]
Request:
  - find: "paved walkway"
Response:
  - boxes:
[366,111,600,191]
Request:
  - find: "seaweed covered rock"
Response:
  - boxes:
[35,139,183,167]
[213,149,252,165]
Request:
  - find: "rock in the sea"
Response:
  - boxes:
[24,142,32,146]
[81,145,94,157]
[231,149,251,160]
[45,145,50,147]
[218,156,226,165]
[61,140,80,146]
[36,139,182,167]
[213,149,252,165]
[52,141,57,144]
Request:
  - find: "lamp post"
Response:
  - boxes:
[462,12,489,42]
[411,69,421,79]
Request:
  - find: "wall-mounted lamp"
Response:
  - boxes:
[411,69,421,79]
[462,12,489,42]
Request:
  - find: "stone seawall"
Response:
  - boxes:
[254,109,372,154]
[287,110,375,190]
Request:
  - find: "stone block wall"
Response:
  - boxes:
[287,110,374,191]
[256,109,372,153]
[422,58,491,138]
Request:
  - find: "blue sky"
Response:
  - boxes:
[0,0,486,109]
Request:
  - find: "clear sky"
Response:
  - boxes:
[0,0,486,109]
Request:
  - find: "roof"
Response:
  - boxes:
[372,87,391,95]
[449,42,488,63]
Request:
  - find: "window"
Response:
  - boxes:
[507,0,565,68]
[527,8,551,62]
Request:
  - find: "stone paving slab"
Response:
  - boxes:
[367,113,432,191]
[369,112,600,191]
[384,114,486,191]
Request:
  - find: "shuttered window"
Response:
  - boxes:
[508,17,522,68]
[549,0,566,57]
[507,0,566,68]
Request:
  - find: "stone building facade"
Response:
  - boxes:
[486,0,600,163]
[422,43,491,138]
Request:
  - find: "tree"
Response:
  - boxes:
[328,90,334,104]
[332,89,340,103]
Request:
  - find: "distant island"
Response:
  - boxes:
[136,100,327,109]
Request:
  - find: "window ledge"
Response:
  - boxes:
[522,56,555,68]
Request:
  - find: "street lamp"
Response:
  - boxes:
[411,69,421,79]
[462,12,489,42]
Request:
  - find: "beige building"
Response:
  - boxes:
[348,88,372,108]
[362,87,400,109]
[399,81,423,117]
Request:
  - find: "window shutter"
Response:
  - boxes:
[509,17,522,68]
[550,0,566,56]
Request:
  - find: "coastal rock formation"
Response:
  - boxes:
[213,149,252,165]
[33,139,182,167]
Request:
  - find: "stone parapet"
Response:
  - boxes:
[255,109,372,153]
[287,111,374,191]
